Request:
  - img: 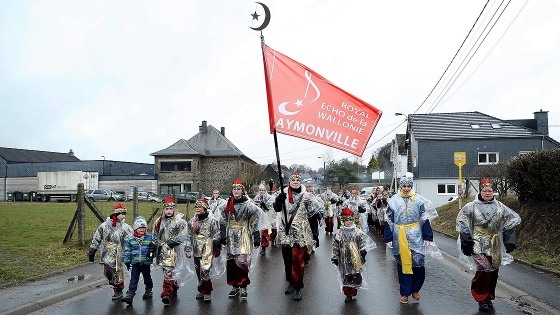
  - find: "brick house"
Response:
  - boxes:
[150,121,258,196]
[391,110,560,207]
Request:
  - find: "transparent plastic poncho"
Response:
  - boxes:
[332,225,376,290]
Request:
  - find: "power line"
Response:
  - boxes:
[412,0,492,115]
[431,0,528,110]
[426,0,514,113]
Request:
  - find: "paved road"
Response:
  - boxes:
[19,230,558,315]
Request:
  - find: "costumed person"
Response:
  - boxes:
[268,177,274,191]
[335,189,345,229]
[214,179,261,300]
[384,172,438,304]
[88,203,133,301]
[305,184,324,252]
[366,187,382,231]
[254,184,275,256]
[153,196,189,305]
[377,190,389,237]
[456,178,521,312]
[342,188,369,231]
[208,188,226,216]
[121,216,155,305]
[269,186,280,247]
[331,207,376,302]
[273,171,320,301]
[185,198,223,303]
[319,184,339,236]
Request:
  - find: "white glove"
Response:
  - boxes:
[423,240,430,247]
[386,242,393,248]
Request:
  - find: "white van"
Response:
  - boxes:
[360,186,384,196]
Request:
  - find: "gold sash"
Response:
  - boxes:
[395,222,420,274]
[474,226,501,268]
[197,235,213,271]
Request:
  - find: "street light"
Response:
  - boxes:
[395,113,413,173]
[101,156,105,176]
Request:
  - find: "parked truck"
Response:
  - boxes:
[36,171,99,202]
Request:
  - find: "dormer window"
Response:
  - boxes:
[471,124,480,129]
[491,123,501,129]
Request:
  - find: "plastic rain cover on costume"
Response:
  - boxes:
[385,194,442,263]
[156,213,194,286]
[455,200,521,271]
[216,201,265,273]
[91,217,133,286]
[332,226,376,290]
[184,246,227,281]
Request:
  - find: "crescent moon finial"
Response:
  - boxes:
[250,2,271,31]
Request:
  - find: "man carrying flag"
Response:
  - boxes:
[273,172,321,301]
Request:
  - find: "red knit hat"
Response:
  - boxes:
[232,179,245,191]
[112,203,127,214]
[480,178,493,188]
[195,198,209,209]
[340,207,354,221]
[163,196,176,207]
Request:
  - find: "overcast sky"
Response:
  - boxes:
[1,0,558,171]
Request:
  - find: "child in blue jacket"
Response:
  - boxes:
[121,216,155,304]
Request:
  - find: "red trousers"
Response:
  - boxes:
[113,281,124,292]
[226,258,250,287]
[282,245,306,290]
[161,267,179,298]
[471,269,499,302]
[325,216,334,233]
[261,229,278,247]
[194,256,213,294]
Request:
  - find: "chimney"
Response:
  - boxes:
[534,110,549,135]
[221,127,225,136]
[200,120,208,134]
[68,149,74,156]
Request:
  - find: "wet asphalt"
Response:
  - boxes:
[1,229,559,315]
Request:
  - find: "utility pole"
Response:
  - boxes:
[396,113,413,173]
[406,117,413,173]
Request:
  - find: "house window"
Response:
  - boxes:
[437,184,456,195]
[160,161,192,172]
[478,152,498,165]
[160,184,184,195]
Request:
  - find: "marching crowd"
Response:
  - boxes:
[88,172,519,312]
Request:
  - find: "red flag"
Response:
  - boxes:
[261,45,382,157]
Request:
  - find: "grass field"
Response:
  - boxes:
[0,201,196,286]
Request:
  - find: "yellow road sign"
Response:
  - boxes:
[454,152,466,167]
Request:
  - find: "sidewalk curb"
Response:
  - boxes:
[0,278,107,315]
[440,250,559,315]
[435,230,560,278]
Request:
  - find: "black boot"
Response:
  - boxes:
[121,292,134,305]
[478,302,490,312]
[260,247,266,256]
[162,296,171,305]
[284,284,294,295]
[111,290,123,301]
[345,295,352,302]
[142,287,153,299]
[293,289,302,301]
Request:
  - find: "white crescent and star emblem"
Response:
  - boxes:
[276,70,321,117]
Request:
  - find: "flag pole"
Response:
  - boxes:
[260,33,290,233]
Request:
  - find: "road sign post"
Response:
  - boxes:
[454,152,466,209]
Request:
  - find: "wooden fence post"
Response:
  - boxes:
[77,183,85,245]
